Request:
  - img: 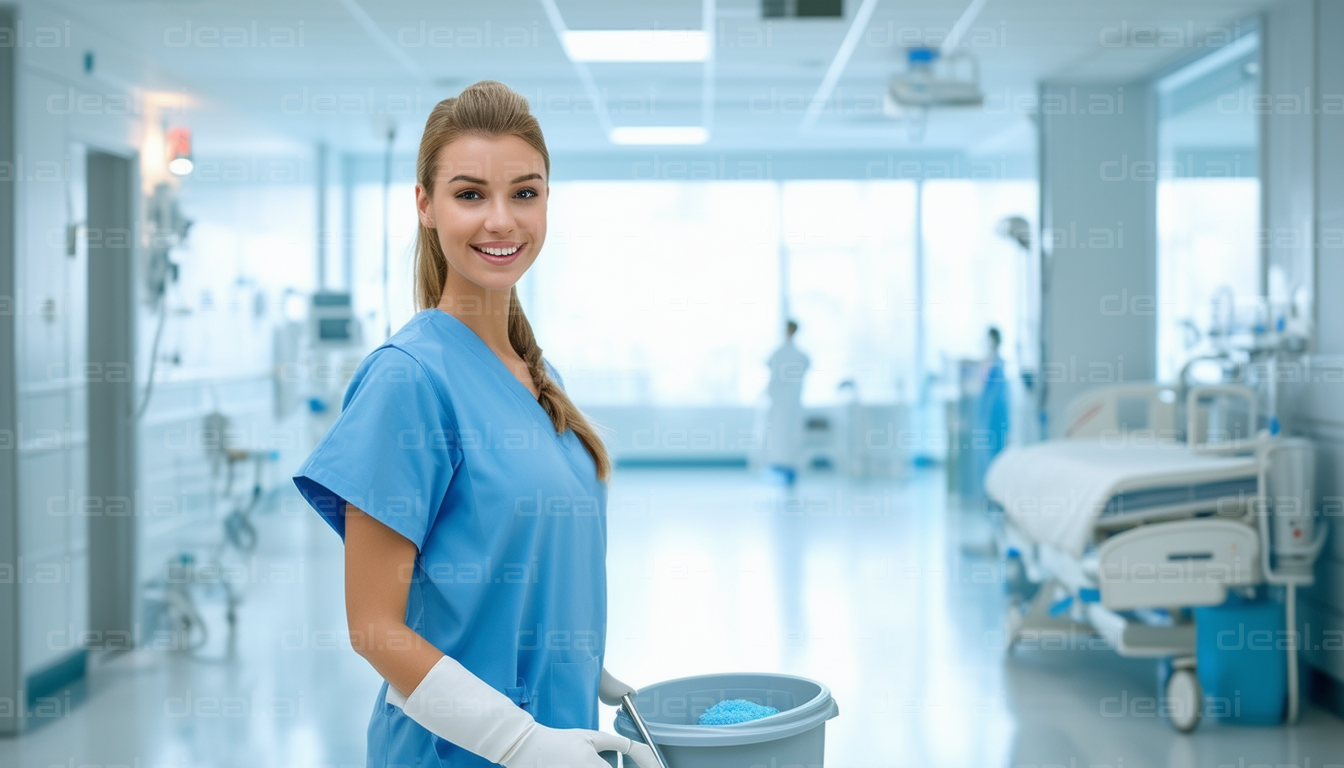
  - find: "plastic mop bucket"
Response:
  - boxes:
[613,673,839,768]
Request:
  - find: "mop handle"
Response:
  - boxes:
[621,693,671,768]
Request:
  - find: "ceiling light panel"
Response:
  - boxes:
[563,30,709,62]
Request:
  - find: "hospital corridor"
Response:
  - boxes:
[1,1,1343,768]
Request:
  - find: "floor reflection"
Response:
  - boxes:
[1,467,1340,768]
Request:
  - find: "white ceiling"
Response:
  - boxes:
[40,0,1275,156]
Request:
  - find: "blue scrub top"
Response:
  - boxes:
[293,308,608,768]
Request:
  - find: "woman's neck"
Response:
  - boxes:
[436,272,514,354]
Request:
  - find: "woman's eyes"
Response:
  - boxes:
[455,188,539,200]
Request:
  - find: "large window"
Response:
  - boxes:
[352,182,420,342]
[1156,178,1260,379]
[525,181,781,405]
[922,180,1037,377]
[782,181,917,404]
[1155,32,1261,382]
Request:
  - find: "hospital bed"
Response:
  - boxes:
[988,383,1326,732]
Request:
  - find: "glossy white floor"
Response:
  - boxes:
[3,467,1342,767]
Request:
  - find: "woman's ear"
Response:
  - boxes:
[415,184,435,228]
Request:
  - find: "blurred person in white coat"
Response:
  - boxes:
[763,319,810,486]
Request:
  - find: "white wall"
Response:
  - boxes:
[12,9,138,715]
[3,1,317,728]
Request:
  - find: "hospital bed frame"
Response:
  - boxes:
[999,385,1327,732]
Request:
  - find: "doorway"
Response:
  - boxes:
[86,150,138,652]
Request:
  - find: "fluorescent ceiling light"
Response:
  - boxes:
[608,126,709,145]
[563,30,709,62]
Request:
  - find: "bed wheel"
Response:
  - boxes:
[1165,668,1203,733]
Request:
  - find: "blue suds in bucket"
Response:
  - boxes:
[698,699,780,726]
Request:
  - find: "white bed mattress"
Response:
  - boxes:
[984,441,1259,556]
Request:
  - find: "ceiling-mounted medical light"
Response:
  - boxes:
[608,126,709,145]
[166,126,193,175]
[887,47,984,109]
[562,30,709,62]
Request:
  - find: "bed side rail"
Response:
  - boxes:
[1062,383,1179,439]
[1186,384,1258,453]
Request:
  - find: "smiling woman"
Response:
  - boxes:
[293,80,657,768]
[408,86,611,477]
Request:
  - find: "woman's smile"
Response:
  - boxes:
[470,240,526,266]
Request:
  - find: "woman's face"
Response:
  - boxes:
[416,133,548,294]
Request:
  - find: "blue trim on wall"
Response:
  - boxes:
[26,649,87,710]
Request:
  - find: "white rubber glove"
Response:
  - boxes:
[386,655,654,768]
[498,724,658,768]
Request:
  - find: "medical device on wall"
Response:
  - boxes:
[309,291,363,350]
[1203,288,1310,358]
[271,290,366,445]
[145,181,193,306]
[135,182,194,421]
[1260,438,1327,578]
[1173,286,1313,440]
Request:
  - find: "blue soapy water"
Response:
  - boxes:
[697,699,780,726]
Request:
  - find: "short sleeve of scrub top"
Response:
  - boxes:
[293,346,457,550]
